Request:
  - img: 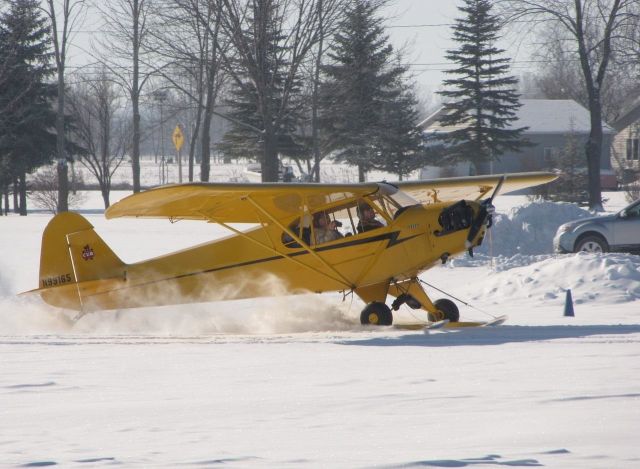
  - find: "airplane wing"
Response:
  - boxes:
[105,172,556,224]
[105,182,381,224]
[395,172,557,205]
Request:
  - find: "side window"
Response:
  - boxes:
[311,211,345,245]
[355,199,386,234]
[626,203,640,218]
[281,216,311,248]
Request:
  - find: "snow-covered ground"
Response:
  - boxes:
[1,182,639,468]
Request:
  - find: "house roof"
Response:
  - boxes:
[611,96,640,131]
[419,99,615,135]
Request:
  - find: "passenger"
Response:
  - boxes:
[357,203,384,233]
[313,211,343,244]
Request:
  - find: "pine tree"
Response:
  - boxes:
[320,0,405,182]
[438,0,528,174]
[374,77,427,180]
[0,0,57,215]
[218,0,308,181]
[534,125,589,204]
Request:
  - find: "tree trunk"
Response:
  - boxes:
[189,117,201,182]
[19,171,27,216]
[131,0,141,193]
[101,186,110,208]
[56,69,68,212]
[586,94,604,211]
[13,179,18,213]
[311,0,324,183]
[200,88,215,182]
[131,98,141,192]
[262,131,280,182]
[3,191,8,215]
[358,163,365,182]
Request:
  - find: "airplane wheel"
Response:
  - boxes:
[432,298,459,322]
[360,302,393,326]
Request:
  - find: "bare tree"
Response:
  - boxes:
[500,0,636,211]
[531,22,640,124]
[150,0,226,182]
[218,0,324,182]
[30,165,86,213]
[307,0,345,181]
[41,0,87,212]
[94,0,156,193]
[67,70,131,208]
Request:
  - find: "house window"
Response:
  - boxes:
[626,138,639,160]
[543,147,555,163]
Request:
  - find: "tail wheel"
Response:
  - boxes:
[360,302,393,326]
[432,298,459,322]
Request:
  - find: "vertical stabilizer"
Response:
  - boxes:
[39,212,125,301]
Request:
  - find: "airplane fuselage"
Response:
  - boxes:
[39,201,484,312]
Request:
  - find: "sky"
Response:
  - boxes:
[382,0,538,105]
[64,0,537,108]
[383,0,462,92]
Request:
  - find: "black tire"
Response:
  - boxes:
[432,298,460,322]
[575,234,609,253]
[360,302,393,326]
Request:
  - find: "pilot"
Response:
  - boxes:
[313,211,343,244]
[356,202,384,233]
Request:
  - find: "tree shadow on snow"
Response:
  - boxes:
[339,324,640,348]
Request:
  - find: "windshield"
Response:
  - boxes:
[378,183,419,208]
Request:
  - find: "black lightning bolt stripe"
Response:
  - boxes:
[83,230,422,297]
[175,230,418,277]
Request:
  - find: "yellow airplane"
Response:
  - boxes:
[27,172,555,326]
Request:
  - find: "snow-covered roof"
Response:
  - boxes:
[611,96,640,131]
[419,99,615,135]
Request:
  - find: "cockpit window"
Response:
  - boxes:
[389,190,419,208]
[280,197,391,248]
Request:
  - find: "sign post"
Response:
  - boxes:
[172,125,185,183]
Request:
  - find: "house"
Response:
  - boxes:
[419,99,617,189]
[610,99,640,185]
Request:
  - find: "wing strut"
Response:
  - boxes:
[209,217,351,288]
[242,196,354,288]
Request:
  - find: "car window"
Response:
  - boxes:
[625,202,640,218]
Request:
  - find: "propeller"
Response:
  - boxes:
[465,175,506,253]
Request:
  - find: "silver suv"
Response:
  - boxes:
[554,199,640,253]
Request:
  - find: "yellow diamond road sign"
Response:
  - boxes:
[172,125,184,151]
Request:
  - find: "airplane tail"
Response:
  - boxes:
[35,212,126,310]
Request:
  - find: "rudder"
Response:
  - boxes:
[39,212,125,290]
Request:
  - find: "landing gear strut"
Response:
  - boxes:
[360,301,393,326]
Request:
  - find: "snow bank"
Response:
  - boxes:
[465,253,640,306]
[476,200,592,257]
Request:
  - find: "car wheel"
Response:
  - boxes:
[575,235,609,253]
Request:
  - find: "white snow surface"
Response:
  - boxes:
[1,190,639,468]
